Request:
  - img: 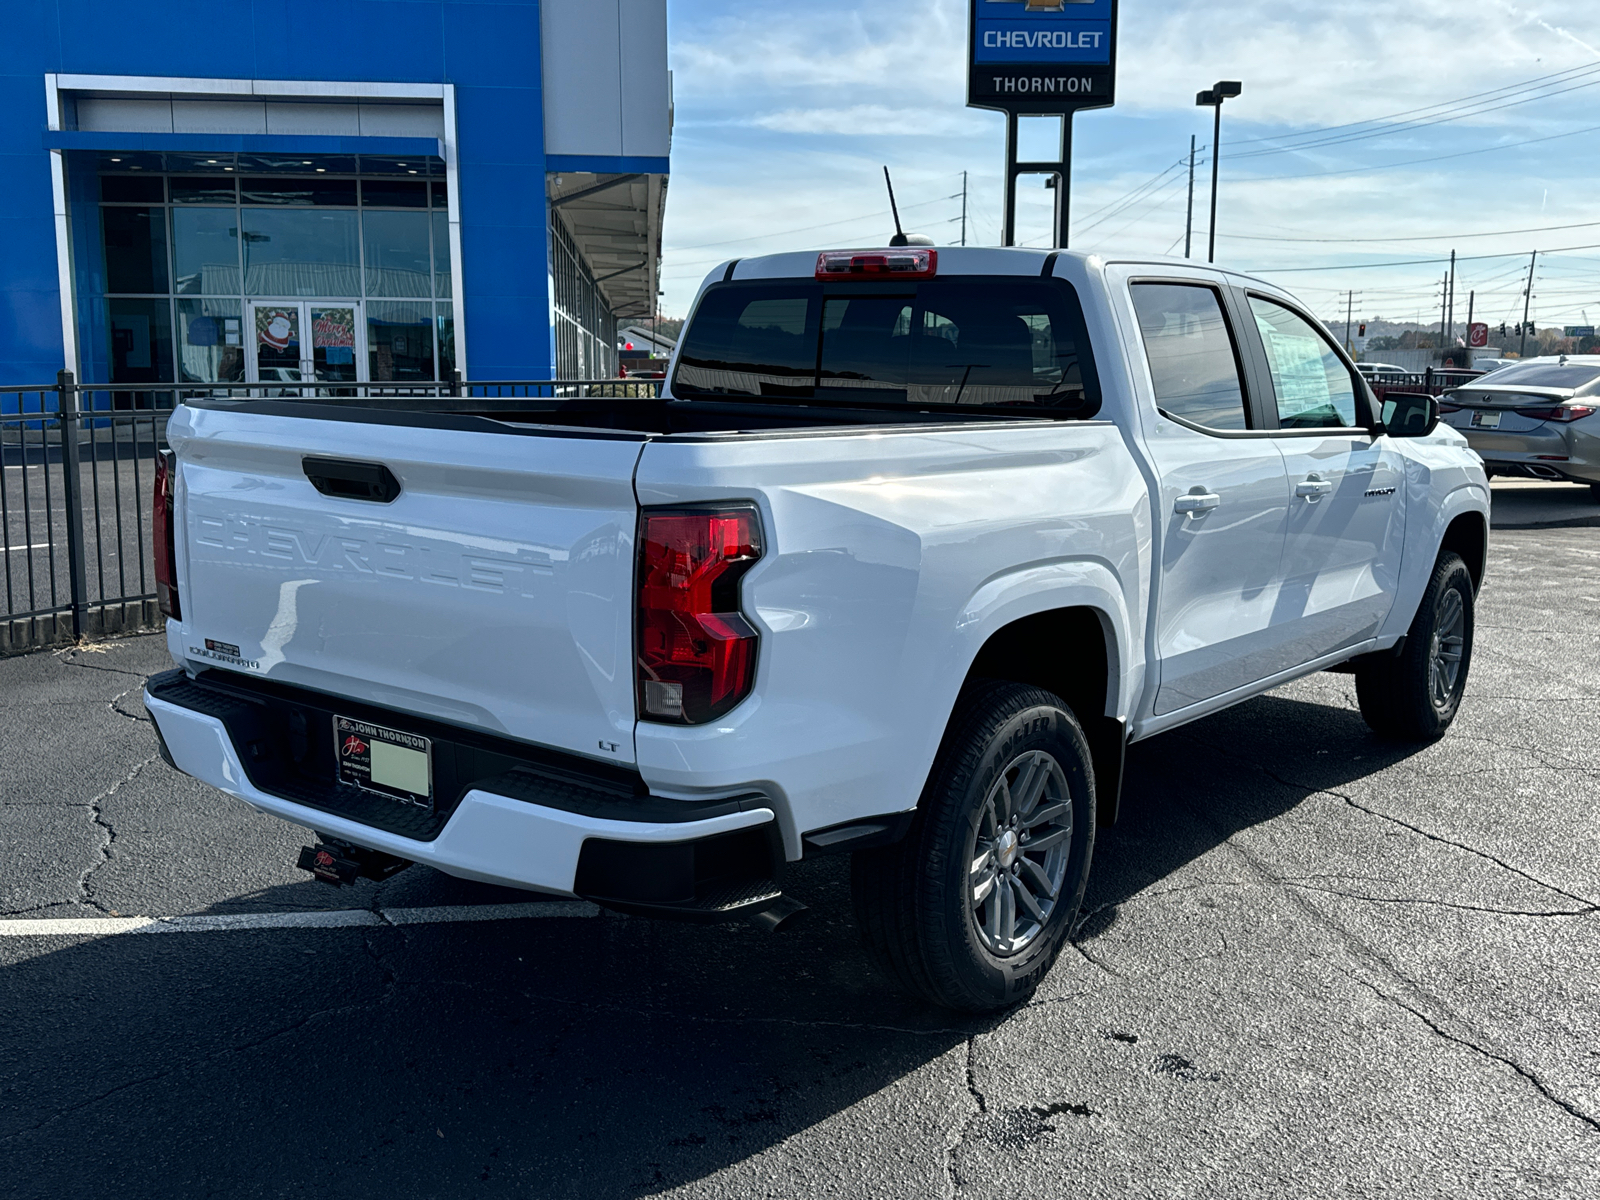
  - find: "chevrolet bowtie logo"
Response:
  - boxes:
[988,1,1075,9]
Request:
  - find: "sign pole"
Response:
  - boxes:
[1055,114,1073,250]
[1003,111,1019,247]
[969,0,1117,251]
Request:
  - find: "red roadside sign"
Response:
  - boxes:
[1468,322,1489,348]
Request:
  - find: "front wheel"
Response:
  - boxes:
[1589,481,1600,504]
[1355,552,1475,741]
[851,681,1096,1012]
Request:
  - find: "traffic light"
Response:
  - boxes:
[1499,323,1507,336]
[1358,323,1366,336]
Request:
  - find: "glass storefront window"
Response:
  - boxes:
[436,305,456,380]
[243,209,361,296]
[107,298,174,384]
[432,211,452,299]
[101,176,164,203]
[171,208,241,295]
[362,210,432,297]
[175,298,245,384]
[101,207,168,294]
[367,301,435,382]
[361,179,427,208]
[170,176,238,204]
[241,177,358,206]
[93,164,456,385]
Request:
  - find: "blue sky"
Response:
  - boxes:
[658,0,1599,337]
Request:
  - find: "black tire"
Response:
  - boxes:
[1355,552,1474,741]
[851,680,1096,1012]
[1589,482,1600,503]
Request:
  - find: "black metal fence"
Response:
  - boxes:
[1366,367,1485,406]
[0,374,662,656]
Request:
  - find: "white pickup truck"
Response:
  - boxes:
[144,247,1488,1011]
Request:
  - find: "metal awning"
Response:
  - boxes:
[549,172,666,324]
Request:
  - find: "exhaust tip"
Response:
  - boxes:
[746,895,808,933]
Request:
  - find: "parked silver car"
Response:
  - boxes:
[1440,355,1600,499]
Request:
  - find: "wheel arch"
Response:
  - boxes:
[964,604,1129,829]
[1440,510,1488,593]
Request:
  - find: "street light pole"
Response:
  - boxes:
[1196,81,1241,264]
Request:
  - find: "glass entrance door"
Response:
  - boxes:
[248,301,364,391]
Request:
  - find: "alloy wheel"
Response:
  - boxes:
[967,750,1074,957]
[1429,587,1466,709]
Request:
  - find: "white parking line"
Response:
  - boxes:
[0,901,600,938]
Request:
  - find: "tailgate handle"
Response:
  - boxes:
[302,457,401,504]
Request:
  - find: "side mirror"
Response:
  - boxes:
[1379,391,1438,438]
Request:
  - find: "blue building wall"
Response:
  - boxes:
[1,0,555,384]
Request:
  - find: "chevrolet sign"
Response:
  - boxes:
[969,0,1118,114]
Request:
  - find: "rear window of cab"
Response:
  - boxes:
[671,277,1101,417]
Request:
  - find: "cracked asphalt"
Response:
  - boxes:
[2,525,1598,1199]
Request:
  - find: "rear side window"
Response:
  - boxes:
[1247,296,1359,429]
[1129,283,1248,431]
[672,278,1098,415]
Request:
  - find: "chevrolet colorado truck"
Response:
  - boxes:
[144,247,1489,1011]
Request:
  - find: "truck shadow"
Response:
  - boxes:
[1077,689,1427,942]
[3,690,1423,1199]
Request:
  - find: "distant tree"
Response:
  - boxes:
[1369,335,1401,351]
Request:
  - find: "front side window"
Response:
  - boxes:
[672,278,1097,414]
[1129,282,1248,431]
[1248,296,1360,429]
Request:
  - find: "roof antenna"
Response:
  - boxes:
[884,166,909,247]
[882,166,933,248]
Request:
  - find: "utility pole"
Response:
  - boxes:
[1439,273,1449,352]
[1345,290,1354,352]
[960,171,968,247]
[1446,249,1456,348]
[1519,250,1538,357]
[1466,290,1475,363]
[1184,135,1196,259]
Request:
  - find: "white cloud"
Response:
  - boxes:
[739,105,988,138]
[659,0,1600,322]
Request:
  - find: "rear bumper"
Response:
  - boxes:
[144,670,778,905]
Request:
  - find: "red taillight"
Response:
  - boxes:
[636,506,762,724]
[1437,402,1462,414]
[153,449,181,619]
[815,248,937,279]
[1514,404,1595,423]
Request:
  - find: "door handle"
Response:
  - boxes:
[1174,488,1221,516]
[1295,475,1334,501]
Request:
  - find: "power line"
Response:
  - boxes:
[1221,61,1600,153]
[1240,239,1600,273]
[1218,218,1600,246]
[1238,121,1600,184]
[1226,63,1600,161]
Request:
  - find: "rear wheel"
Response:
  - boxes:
[1355,552,1474,741]
[851,681,1095,1012]
[1589,482,1600,503]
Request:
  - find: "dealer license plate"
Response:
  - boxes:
[1471,410,1502,429]
[334,715,433,808]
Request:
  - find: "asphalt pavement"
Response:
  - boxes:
[1,526,1598,1198]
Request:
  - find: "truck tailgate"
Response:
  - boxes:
[168,404,645,764]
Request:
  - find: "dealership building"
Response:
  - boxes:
[2,0,670,391]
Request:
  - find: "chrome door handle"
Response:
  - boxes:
[1174,489,1221,515]
[1295,476,1334,500]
